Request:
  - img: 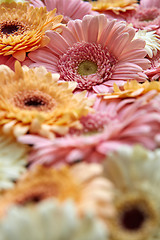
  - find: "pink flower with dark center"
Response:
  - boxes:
[27,0,96,23]
[121,6,160,31]
[19,91,160,167]
[140,0,160,8]
[27,15,150,95]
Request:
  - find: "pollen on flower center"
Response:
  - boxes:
[78,60,98,76]
[0,20,28,37]
[12,90,56,112]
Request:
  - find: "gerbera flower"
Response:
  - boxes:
[140,0,160,8]
[0,131,28,191]
[134,30,160,58]
[19,90,160,166]
[101,80,160,99]
[27,0,96,24]
[0,62,93,138]
[103,145,160,240]
[121,6,160,32]
[0,2,63,61]
[0,199,107,240]
[27,14,150,95]
[0,163,114,223]
[90,0,138,14]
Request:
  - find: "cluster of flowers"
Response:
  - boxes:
[0,0,160,239]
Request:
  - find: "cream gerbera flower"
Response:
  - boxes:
[101,80,160,99]
[0,163,114,225]
[0,2,63,61]
[103,145,160,240]
[0,199,108,240]
[0,131,29,191]
[0,62,94,138]
[134,30,160,58]
[90,0,138,13]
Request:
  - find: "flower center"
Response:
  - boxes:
[139,15,157,22]
[0,20,28,37]
[12,90,56,112]
[116,196,157,235]
[78,60,98,76]
[17,192,49,205]
[121,206,146,230]
[58,42,116,90]
[24,97,46,108]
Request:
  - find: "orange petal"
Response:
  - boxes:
[12,50,26,62]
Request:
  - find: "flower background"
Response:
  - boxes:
[0,0,160,239]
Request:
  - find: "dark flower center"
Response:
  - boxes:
[121,206,146,230]
[24,97,46,108]
[12,90,56,112]
[0,20,28,37]
[1,24,19,35]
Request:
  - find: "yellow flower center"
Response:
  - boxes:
[78,60,98,76]
[12,90,56,112]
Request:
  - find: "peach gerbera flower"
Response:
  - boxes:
[27,14,150,95]
[100,80,160,99]
[0,2,63,61]
[90,0,138,14]
[0,62,94,138]
[0,163,114,224]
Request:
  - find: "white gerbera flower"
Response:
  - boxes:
[0,133,28,190]
[0,199,108,240]
[103,145,160,240]
[134,30,160,58]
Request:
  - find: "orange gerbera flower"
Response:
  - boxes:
[0,163,114,224]
[100,80,160,99]
[91,0,138,13]
[0,62,94,138]
[0,2,63,61]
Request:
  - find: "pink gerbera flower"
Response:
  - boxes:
[27,15,150,95]
[140,0,160,8]
[28,0,96,23]
[0,56,16,70]
[145,50,160,80]
[121,6,160,32]
[19,91,160,167]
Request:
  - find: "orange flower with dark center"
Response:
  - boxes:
[0,2,63,61]
[0,166,81,217]
[0,163,115,224]
[0,62,93,138]
[12,90,56,112]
